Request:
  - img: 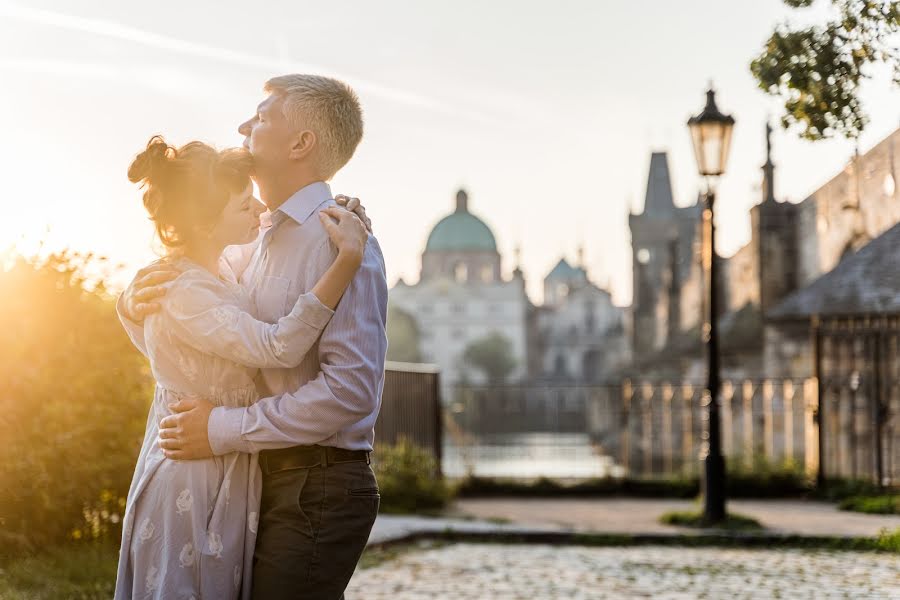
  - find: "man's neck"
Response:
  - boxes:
[260,173,325,211]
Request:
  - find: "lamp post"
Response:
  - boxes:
[687,87,735,523]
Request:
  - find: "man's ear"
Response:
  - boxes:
[289,130,317,161]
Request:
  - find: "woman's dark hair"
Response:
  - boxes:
[128,135,253,248]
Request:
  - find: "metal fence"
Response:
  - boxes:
[443,380,821,480]
[378,356,898,485]
[816,317,900,486]
[375,362,442,472]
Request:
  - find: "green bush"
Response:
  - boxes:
[0,253,153,552]
[372,437,453,513]
[814,478,884,502]
[839,495,900,515]
[875,527,900,553]
[456,476,698,498]
[724,459,812,498]
[456,456,816,499]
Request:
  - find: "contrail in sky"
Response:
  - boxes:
[0,1,500,124]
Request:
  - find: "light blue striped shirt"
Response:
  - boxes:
[120,182,388,453]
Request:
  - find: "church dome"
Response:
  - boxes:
[425,190,498,253]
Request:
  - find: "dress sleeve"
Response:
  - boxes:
[161,271,334,368]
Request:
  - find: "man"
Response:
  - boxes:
[119,74,387,599]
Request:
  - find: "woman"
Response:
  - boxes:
[114,136,369,600]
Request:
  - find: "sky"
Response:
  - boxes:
[2,0,899,305]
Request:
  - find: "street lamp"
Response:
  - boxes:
[687,86,735,523]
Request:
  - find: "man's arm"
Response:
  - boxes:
[207,236,388,454]
[116,262,180,357]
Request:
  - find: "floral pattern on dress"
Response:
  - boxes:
[207,531,224,559]
[176,489,193,515]
[145,565,161,593]
[137,518,155,543]
[114,259,332,600]
[179,542,196,568]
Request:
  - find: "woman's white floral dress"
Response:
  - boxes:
[114,257,334,600]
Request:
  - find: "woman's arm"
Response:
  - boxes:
[308,206,368,309]
[163,276,335,369]
[162,207,368,370]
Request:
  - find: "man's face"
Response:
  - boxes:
[238,93,296,174]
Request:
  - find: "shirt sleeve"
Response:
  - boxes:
[116,278,149,358]
[207,236,388,455]
[162,271,334,369]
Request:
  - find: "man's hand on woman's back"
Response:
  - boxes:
[121,194,370,323]
[122,262,181,322]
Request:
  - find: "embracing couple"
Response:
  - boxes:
[113,74,387,600]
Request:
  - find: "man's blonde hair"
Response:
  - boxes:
[264,74,363,180]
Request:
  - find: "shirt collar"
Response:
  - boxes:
[276,181,333,225]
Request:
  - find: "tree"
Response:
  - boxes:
[751,0,899,140]
[386,304,423,363]
[0,252,153,550]
[463,332,517,384]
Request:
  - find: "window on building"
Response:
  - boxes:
[585,302,595,332]
[481,265,493,283]
[554,354,567,376]
[454,262,468,283]
[885,173,896,197]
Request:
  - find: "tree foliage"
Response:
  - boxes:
[0,252,153,550]
[385,304,423,363]
[751,0,899,140]
[463,331,517,384]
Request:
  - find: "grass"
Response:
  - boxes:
[659,510,764,531]
[0,542,119,600]
[408,528,900,553]
[838,494,900,515]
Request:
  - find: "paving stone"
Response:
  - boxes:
[347,544,900,599]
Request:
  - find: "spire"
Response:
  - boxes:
[761,122,776,204]
[455,189,469,213]
[513,245,524,279]
[643,152,676,216]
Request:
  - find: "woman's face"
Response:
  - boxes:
[211,182,265,247]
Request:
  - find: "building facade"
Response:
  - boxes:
[389,189,631,388]
[389,190,530,387]
[533,256,629,381]
[626,126,900,381]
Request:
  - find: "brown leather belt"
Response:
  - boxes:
[259,444,370,474]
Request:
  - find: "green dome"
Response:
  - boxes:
[425,190,498,253]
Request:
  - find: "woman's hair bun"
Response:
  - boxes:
[128,135,173,185]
